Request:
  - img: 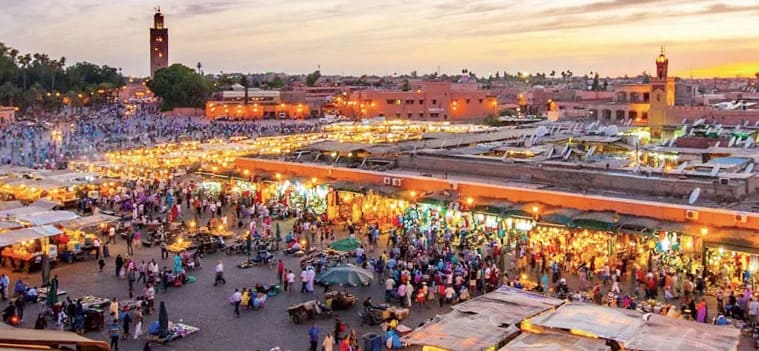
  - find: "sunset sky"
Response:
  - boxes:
[1,0,758,78]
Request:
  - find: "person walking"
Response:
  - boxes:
[322,333,335,351]
[287,269,295,296]
[214,260,226,286]
[230,289,242,318]
[308,323,319,351]
[108,319,121,351]
[115,254,124,277]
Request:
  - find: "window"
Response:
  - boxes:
[444,114,448,120]
[407,113,413,118]
[430,113,439,118]
[405,100,414,105]
[386,99,395,105]
[155,36,163,42]
[479,99,483,104]
[466,99,471,104]
[395,113,401,118]
[419,113,425,118]
[396,99,402,105]
[432,99,437,105]
[378,113,385,117]
[419,100,424,104]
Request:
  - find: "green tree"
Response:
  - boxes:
[400,79,410,91]
[269,76,284,88]
[591,73,600,91]
[148,63,209,111]
[305,70,321,86]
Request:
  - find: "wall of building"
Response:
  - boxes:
[205,101,310,119]
[664,106,759,126]
[0,107,15,123]
[338,82,496,121]
[234,157,759,231]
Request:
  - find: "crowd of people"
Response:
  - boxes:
[0,106,322,169]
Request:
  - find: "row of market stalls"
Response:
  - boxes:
[196,169,759,290]
[0,201,119,271]
[402,286,740,351]
[0,165,110,205]
[466,199,759,290]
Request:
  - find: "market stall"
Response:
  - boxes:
[0,225,61,272]
[403,287,563,351]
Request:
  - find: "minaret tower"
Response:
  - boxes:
[149,7,169,78]
[648,46,675,137]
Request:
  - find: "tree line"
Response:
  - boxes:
[0,42,125,112]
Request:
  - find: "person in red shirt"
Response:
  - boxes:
[277,260,285,282]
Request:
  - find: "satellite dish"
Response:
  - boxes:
[693,118,705,127]
[681,118,687,125]
[661,138,669,147]
[744,120,749,127]
[680,125,688,135]
[688,188,701,205]
[561,144,569,156]
[535,126,549,138]
[677,162,688,172]
[745,138,753,149]
[728,136,736,147]
[546,148,554,159]
[713,141,720,148]
[642,313,653,323]
[745,164,754,174]
[604,125,619,136]
[669,137,677,147]
[710,166,720,177]
[754,120,759,127]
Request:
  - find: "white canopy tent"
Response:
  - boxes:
[0,225,62,247]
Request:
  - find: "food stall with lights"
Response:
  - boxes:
[701,227,759,290]
[56,213,120,262]
[0,225,61,272]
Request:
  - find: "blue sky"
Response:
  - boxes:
[1,0,758,77]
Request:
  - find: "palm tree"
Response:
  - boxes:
[19,54,32,90]
[196,62,202,75]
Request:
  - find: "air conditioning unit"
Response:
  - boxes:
[391,178,402,187]
[685,210,699,221]
[719,178,729,185]
[383,177,391,185]
[736,213,749,223]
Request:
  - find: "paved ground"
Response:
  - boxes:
[0,217,451,351]
[1,213,754,351]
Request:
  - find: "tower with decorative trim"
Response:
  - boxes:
[149,7,169,78]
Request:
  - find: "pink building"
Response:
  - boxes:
[337,82,497,121]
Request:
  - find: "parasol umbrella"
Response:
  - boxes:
[46,277,58,306]
[316,264,374,287]
[41,254,50,287]
[329,238,362,252]
[245,233,252,258]
[158,301,169,338]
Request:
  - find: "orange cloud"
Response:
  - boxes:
[675,62,759,78]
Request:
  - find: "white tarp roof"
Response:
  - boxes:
[529,303,740,351]
[59,213,119,230]
[0,225,62,247]
[19,210,79,226]
[500,330,609,351]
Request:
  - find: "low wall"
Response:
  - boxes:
[234,157,759,231]
[398,154,750,203]
[164,107,205,117]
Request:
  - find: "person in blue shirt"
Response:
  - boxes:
[308,323,319,351]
